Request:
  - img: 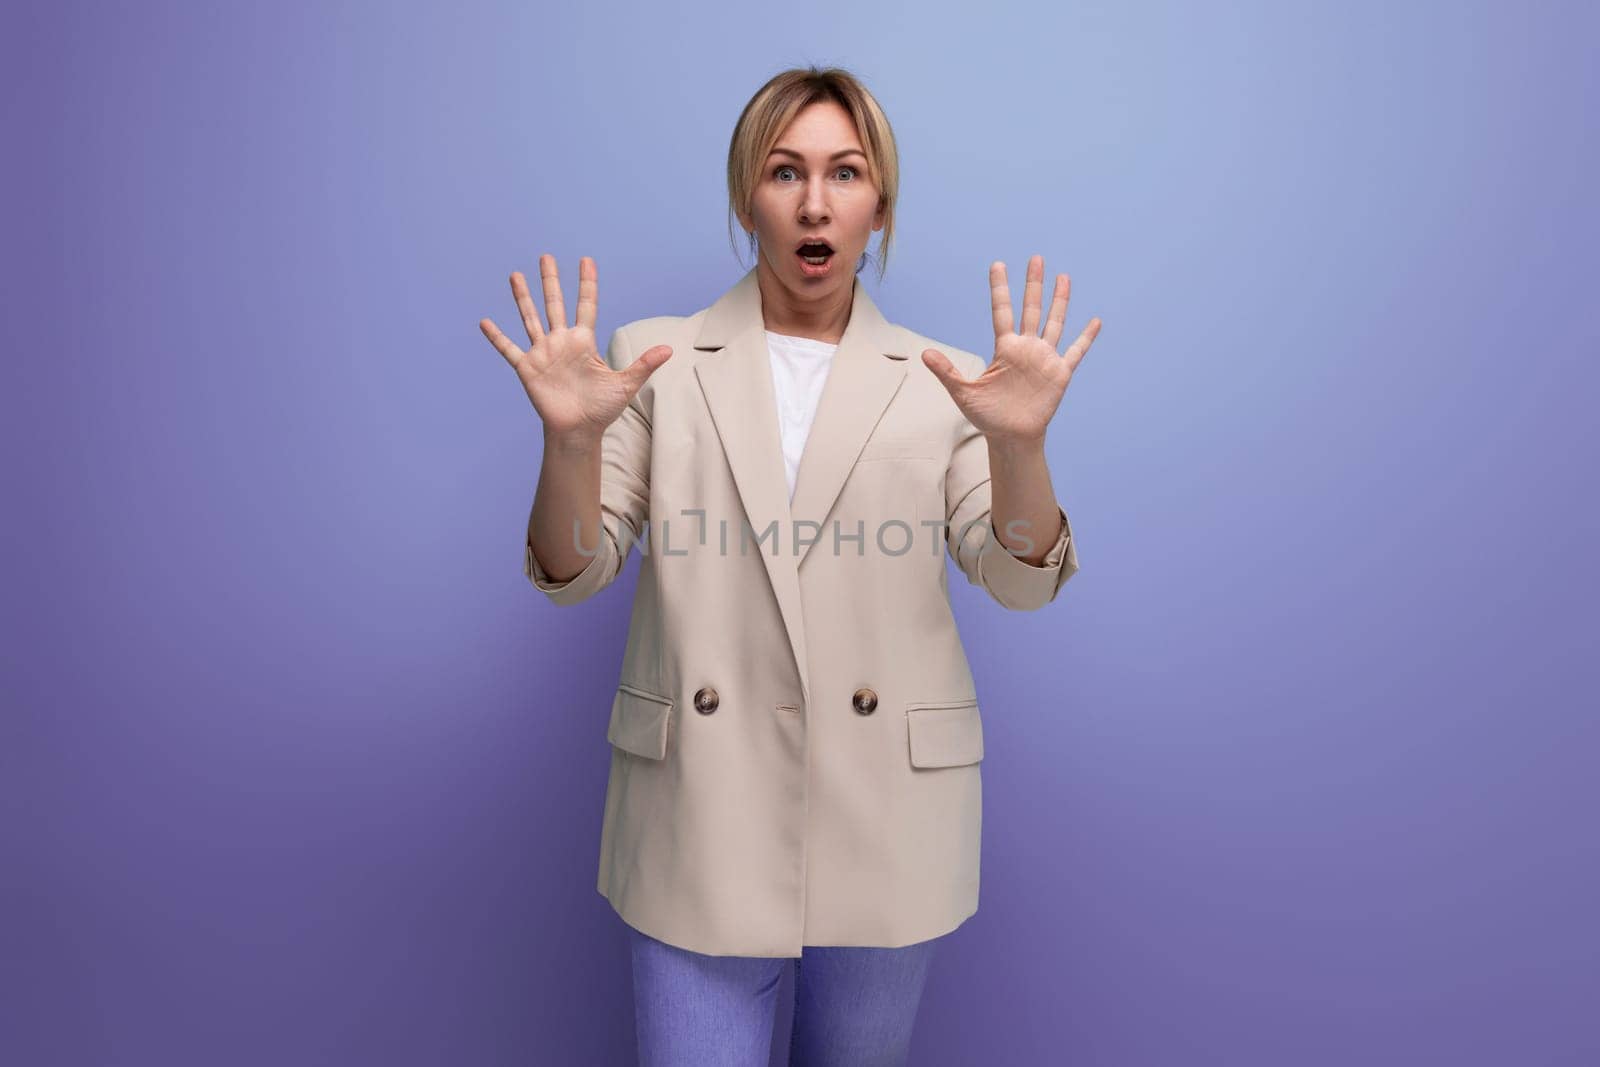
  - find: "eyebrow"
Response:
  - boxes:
[768,147,867,162]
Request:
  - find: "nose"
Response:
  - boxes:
[799,176,831,225]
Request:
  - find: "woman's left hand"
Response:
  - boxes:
[922,256,1102,444]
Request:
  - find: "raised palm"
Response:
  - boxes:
[922,256,1102,443]
[479,255,671,440]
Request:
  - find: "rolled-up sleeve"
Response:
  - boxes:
[966,500,1078,611]
[522,325,652,607]
[944,388,1080,612]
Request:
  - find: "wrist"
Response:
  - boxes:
[985,431,1047,460]
[543,424,605,456]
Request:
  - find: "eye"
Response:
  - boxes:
[836,166,858,181]
[774,165,797,182]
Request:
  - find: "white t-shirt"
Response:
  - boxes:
[765,329,839,501]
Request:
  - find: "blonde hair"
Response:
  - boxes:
[726,66,900,282]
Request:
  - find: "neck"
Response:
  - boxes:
[754,256,854,343]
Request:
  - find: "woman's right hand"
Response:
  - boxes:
[480,254,671,442]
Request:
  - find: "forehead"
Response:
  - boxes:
[769,100,863,155]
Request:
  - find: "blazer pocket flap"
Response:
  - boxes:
[607,684,674,760]
[906,700,984,768]
[857,437,942,462]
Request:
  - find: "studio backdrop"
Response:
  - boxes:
[5,1,1595,1064]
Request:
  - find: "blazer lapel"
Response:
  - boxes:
[693,271,809,704]
[787,282,908,566]
[692,268,909,699]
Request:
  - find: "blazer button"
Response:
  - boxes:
[693,687,719,714]
[852,687,878,715]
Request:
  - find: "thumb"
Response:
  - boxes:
[921,348,968,398]
[620,343,673,396]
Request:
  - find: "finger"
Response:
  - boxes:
[478,317,525,369]
[989,261,1014,338]
[511,270,545,348]
[620,344,673,395]
[1042,273,1070,349]
[1061,317,1103,375]
[575,256,598,333]
[539,254,568,330]
[1020,255,1044,336]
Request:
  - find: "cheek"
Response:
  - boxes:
[749,198,796,242]
[746,190,778,226]
[844,193,883,233]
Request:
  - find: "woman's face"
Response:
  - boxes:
[741,100,885,303]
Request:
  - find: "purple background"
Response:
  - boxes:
[6,1,1597,1063]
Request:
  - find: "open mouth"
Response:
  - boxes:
[796,240,834,265]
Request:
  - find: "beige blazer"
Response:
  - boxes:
[524,266,1080,957]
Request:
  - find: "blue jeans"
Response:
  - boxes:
[628,924,942,1066]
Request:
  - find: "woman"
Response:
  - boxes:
[480,67,1101,1065]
